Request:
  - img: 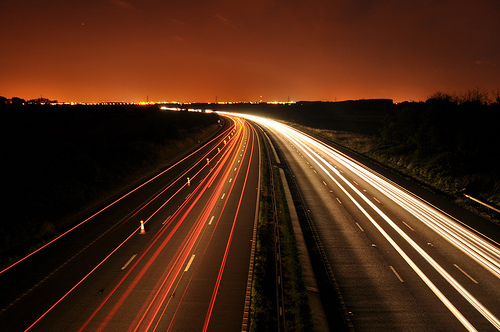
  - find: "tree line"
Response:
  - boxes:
[0,96,58,105]
[378,90,500,204]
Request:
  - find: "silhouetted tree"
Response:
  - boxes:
[11,97,25,105]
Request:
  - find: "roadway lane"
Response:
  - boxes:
[0,114,260,331]
[239,114,500,331]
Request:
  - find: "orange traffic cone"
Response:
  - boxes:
[139,220,146,234]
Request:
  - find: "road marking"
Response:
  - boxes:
[402,221,415,231]
[454,264,479,284]
[336,197,342,204]
[373,197,381,203]
[185,254,196,272]
[121,254,137,270]
[355,222,364,232]
[221,193,226,200]
[353,180,359,186]
[163,215,172,225]
[229,178,233,183]
[234,167,237,171]
[209,215,215,225]
[322,181,327,186]
[389,266,404,282]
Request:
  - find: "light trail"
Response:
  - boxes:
[22,117,243,331]
[1,122,237,275]
[277,123,500,280]
[77,126,242,330]
[163,122,256,331]
[135,118,249,331]
[233,113,500,331]
[72,115,255,331]
[282,127,479,331]
[203,121,256,331]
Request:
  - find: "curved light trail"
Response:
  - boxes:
[72,116,257,331]
[0,122,237,276]
[4,114,259,332]
[232,112,500,331]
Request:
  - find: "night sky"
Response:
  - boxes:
[1,0,499,103]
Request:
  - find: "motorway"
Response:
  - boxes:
[0,114,260,331]
[239,113,500,331]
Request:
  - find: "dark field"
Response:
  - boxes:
[2,105,221,265]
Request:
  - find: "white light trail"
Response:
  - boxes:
[230,113,500,331]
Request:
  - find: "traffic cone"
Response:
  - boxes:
[139,220,146,234]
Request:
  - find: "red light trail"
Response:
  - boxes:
[18,114,259,331]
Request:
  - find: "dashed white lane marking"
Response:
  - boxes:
[184,255,196,272]
[355,222,364,232]
[209,215,215,225]
[373,197,381,203]
[454,264,479,284]
[221,193,226,200]
[121,254,137,270]
[389,266,404,282]
[163,215,172,225]
[402,221,415,232]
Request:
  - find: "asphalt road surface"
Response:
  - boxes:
[240,113,500,332]
[0,114,260,332]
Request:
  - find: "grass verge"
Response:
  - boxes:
[250,131,313,331]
